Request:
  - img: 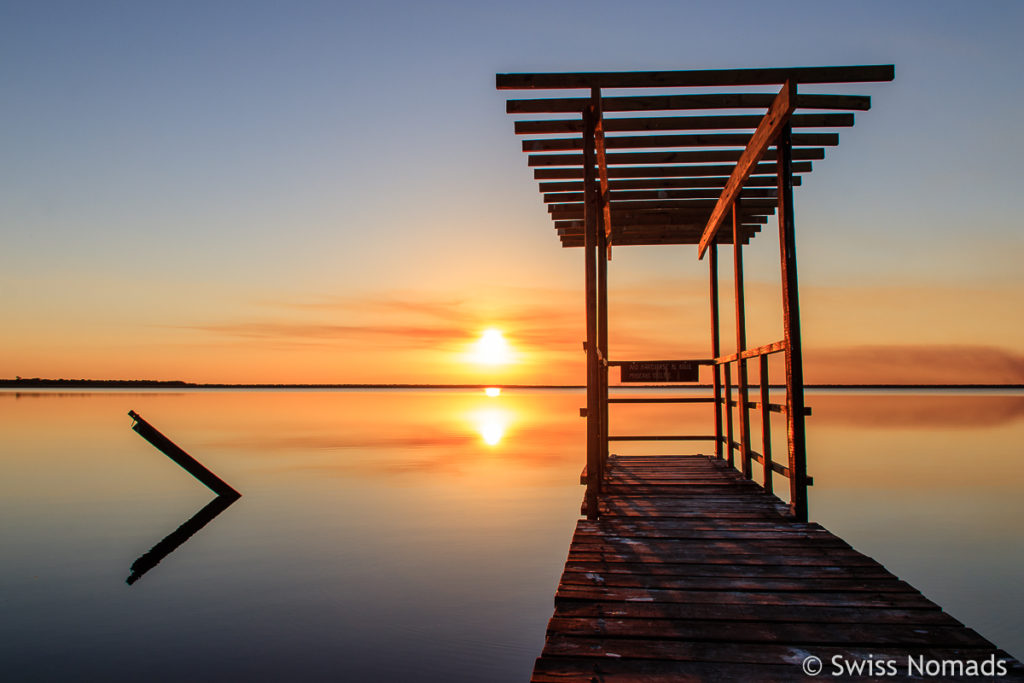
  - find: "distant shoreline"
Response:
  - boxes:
[2,378,1022,390]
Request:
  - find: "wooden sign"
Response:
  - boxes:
[620,360,699,383]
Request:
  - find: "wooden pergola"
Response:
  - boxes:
[497,65,894,522]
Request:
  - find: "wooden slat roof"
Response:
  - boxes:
[497,65,893,248]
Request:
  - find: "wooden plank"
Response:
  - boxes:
[607,397,716,403]
[554,585,936,609]
[551,209,771,222]
[527,147,823,166]
[506,92,869,114]
[715,339,787,364]
[524,132,837,152]
[515,112,854,134]
[560,562,899,582]
[539,175,799,192]
[535,160,812,179]
[542,637,1004,666]
[698,81,796,257]
[545,616,991,648]
[497,64,895,89]
[544,188,779,203]
[532,656,801,683]
[551,601,950,623]
[558,571,910,593]
[549,198,778,212]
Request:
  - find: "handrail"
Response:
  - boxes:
[714,340,786,365]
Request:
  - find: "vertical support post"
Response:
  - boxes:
[759,354,773,494]
[777,124,809,521]
[723,362,734,467]
[583,103,601,520]
[709,244,723,460]
[733,200,752,480]
[593,89,610,480]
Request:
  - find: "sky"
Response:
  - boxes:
[1,0,1022,385]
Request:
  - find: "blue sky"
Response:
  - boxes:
[1,0,1021,382]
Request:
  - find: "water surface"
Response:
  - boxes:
[1,388,1020,680]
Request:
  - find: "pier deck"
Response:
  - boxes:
[531,454,1023,681]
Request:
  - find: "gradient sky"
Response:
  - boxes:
[2,0,1021,384]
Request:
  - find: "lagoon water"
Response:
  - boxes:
[1,388,1021,680]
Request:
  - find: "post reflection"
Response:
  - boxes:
[126,492,239,585]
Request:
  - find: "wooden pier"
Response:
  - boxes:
[497,65,1023,680]
[530,454,1023,681]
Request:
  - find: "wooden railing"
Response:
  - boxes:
[713,339,810,508]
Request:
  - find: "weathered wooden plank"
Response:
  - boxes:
[551,601,950,623]
[515,112,854,134]
[507,92,869,114]
[546,616,992,648]
[698,81,796,257]
[549,198,778,212]
[532,656,801,683]
[524,132,837,152]
[543,636,1004,667]
[558,571,912,593]
[545,188,779,203]
[554,585,937,609]
[538,175,799,192]
[527,147,823,166]
[534,160,813,179]
[533,654,1024,683]
[498,65,895,90]
[560,562,900,581]
[566,551,887,567]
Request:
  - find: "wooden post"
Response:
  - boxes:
[723,363,734,467]
[759,354,774,494]
[777,125,809,521]
[732,200,752,480]
[709,245,723,460]
[128,411,240,498]
[583,103,601,519]
[594,89,610,480]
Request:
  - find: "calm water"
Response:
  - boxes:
[1,388,1021,680]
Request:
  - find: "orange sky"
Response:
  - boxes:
[2,2,1021,386]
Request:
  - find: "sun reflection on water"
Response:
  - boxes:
[469,407,513,446]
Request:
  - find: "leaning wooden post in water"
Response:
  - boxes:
[582,102,601,519]
[776,123,809,522]
[128,410,240,498]
[709,245,723,459]
[733,198,753,480]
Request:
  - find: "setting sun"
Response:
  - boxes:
[472,329,511,365]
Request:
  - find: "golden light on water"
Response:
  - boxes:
[484,387,501,397]
[471,407,512,446]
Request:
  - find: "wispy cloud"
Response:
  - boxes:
[808,344,1024,384]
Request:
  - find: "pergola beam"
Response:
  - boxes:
[514,113,853,135]
[497,64,894,89]
[535,161,811,180]
[538,176,800,192]
[507,92,867,114]
[698,81,796,258]
[523,132,838,152]
[527,147,824,166]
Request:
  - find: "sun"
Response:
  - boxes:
[472,328,511,365]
